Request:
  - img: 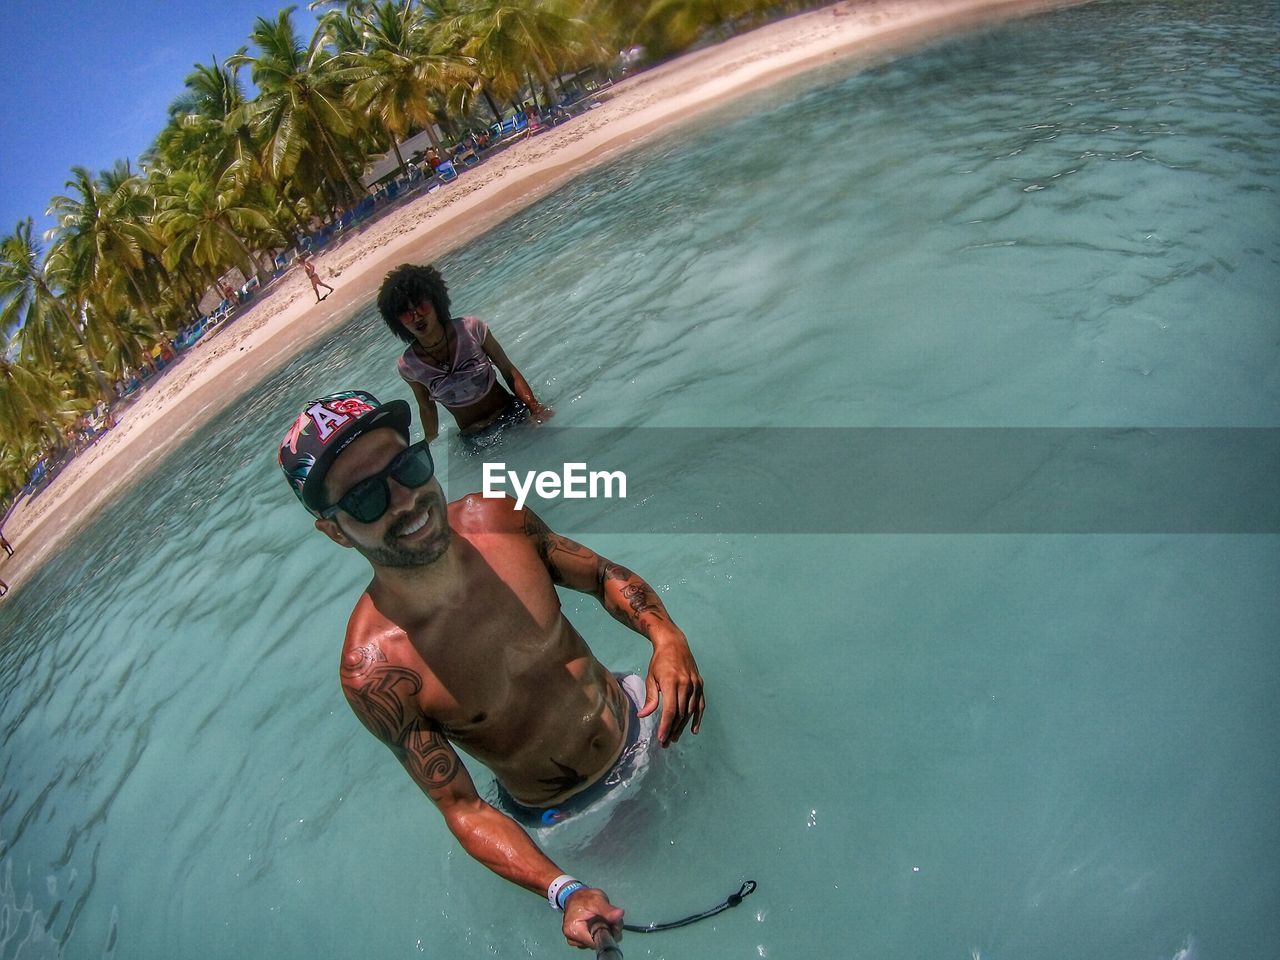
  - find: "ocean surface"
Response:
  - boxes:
[2,1,1277,957]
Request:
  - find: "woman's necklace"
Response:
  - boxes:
[416,321,451,368]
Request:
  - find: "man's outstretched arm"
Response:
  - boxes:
[339,643,622,949]
[521,508,705,746]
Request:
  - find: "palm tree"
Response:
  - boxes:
[154,168,281,288]
[0,353,81,452]
[228,8,367,209]
[315,2,370,54]
[633,0,767,57]
[86,303,165,382]
[158,57,312,239]
[437,0,602,115]
[45,162,168,324]
[0,432,40,499]
[161,58,261,187]
[0,219,109,395]
[332,0,476,176]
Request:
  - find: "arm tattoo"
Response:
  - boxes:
[599,561,669,637]
[523,508,551,545]
[343,648,461,793]
[341,645,422,744]
[402,717,461,791]
[523,509,594,585]
[343,643,386,677]
[598,560,633,592]
[621,583,662,618]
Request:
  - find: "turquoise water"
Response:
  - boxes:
[3,1,1278,957]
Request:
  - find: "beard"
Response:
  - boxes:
[351,487,451,569]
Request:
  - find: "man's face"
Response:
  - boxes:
[316,428,450,568]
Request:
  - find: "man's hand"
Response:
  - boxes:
[562,887,623,949]
[514,516,708,747]
[530,404,555,424]
[639,627,705,746]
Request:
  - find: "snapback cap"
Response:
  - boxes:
[279,390,411,515]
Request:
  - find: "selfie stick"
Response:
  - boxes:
[592,924,623,959]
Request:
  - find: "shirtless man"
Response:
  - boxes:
[278,391,705,950]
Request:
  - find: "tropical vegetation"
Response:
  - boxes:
[0,0,829,505]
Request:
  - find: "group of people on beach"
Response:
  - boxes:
[278,263,703,951]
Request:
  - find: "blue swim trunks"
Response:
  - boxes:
[493,674,655,828]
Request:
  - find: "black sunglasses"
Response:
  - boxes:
[321,440,435,523]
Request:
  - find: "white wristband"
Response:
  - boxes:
[547,874,579,910]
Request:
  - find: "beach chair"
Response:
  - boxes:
[24,460,48,494]
[435,161,458,183]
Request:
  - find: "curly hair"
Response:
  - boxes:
[376,263,452,343]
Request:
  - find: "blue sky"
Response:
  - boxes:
[0,0,321,243]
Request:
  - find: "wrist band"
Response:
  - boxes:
[547,874,579,910]
[556,881,587,911]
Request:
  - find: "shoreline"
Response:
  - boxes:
[0,0,1089,596]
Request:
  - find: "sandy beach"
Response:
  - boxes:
[0,0,1086,595]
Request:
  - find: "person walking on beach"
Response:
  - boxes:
[299,255,334,302]
[1,528,12,558]
[377,264,552,449]
[278,391,704,950]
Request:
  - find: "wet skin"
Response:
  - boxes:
[399,301,551,440]
[314,427,704,947]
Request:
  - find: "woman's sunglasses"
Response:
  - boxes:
[321,441,435,524]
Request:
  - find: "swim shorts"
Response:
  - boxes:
[492,674,656,828]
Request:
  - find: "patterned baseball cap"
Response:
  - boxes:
[279,390,411,515]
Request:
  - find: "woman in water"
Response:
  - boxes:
[377,263,552,447]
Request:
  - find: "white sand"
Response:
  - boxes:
[0,0,1089,595]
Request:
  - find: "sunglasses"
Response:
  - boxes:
[321,440,435,523]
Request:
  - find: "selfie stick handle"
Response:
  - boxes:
[592,924,623,959]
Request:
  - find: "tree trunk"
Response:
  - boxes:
[532,56,559,111]
[221,224,268,286]
[279,191,308,235]
[74,304,112,398]
[525,69,541,111]
[124,270,160,325]
[482,87,503,122]
[312,118,364,205]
